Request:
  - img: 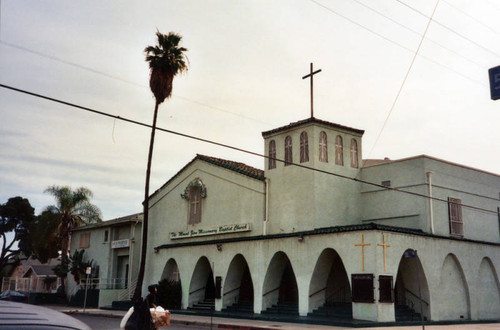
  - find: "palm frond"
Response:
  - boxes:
[144,30,188,104]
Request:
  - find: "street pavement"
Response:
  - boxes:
[45,305,500,330]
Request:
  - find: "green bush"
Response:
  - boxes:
[157,279,181,309]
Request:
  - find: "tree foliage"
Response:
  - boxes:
[133,31,188,302]
[30,210,61,263]
[157,278,182,309]
[44,185,102,292]
[68,249,94,284]
[144,31,188,105]
[0,197,35,272]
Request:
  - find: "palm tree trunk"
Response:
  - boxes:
[133,101,160,301]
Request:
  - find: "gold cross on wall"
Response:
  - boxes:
[355,234,371,272]
[378,234,391,272]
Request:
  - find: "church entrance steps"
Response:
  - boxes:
[188,298,215,311]
[261,302,298,315]
[308,302,352,319]
[221,301,254,314]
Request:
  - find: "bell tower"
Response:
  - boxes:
[262,117,364,234]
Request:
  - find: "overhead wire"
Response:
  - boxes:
[350,0,487,69]
[1,83,498,217]
[395,0,500,59]
[309,0,486,87]
[442,0,500,37]
[0,40,275,127]
[365,0,441,165]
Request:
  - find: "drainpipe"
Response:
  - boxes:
[426,172,434,234]
[264,178,270,236]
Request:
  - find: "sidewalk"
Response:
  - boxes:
[45,305,500,329]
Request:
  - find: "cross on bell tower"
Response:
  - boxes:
[302,62,322,118]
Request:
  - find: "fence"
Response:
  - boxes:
[1,277,61,293]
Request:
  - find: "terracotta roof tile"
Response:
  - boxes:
[262,117,364,137]
[196,154,264,180]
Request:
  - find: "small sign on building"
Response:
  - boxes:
[112,239,130,249]
[488,65,500,100]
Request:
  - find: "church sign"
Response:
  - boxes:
[170,223,251,240]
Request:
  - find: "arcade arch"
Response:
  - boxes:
[188,256,214,307]
[222,254,254,311]
[477,257,500,319]
[394,249,430,321]
[262,251,298,313]
[308,248,351,316]
[436,253,470,320]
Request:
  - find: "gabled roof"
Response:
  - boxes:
[23,265,56,278]
[150,154,265,201]
[262,117,364,137]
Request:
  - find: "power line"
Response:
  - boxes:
[1,83,498,217]
[309,0,486,87]
[395,0,500,59]
[350,0,487,70]
[442,0,500,37]
[0,40,275,127]
[366,0,441,163]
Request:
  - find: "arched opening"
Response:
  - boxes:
[222,254,254,313]
[477,257,500,319]
[188,257,214,310]
[436,253,470,320]
[158,259,182,309]
[394,249,430,321]
[262,252,298,314]
[308,249,352,319]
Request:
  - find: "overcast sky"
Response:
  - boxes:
[1,0,499,222]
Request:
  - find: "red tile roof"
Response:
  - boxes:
[262,117,364,137]
[150,154,265,201]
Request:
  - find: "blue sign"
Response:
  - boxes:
[488,66,500,100]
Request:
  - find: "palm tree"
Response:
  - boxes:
[133,31,188,301]
[44,185,102,294]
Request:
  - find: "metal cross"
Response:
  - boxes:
[378,234,391,272]
[355,234,371,272]
[302,62,322,118]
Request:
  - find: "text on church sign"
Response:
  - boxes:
[170,223,251,240]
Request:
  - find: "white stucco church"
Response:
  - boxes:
[143,116,500,324]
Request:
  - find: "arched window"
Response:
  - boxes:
[319,131,328,163]
[181,178,207,225]
[300,131,309,163]
[268,140,276,169]
[335,135,343,166]
[350,139,358,168]
[285,136,292,166]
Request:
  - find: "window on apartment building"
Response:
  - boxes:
[300,131,309,163]
[350,139,359,168]
[448,197,464,236]
[104,230,109,243]
[268,140,276,169]
[188,186,202,225]
[284,136,292,166]
[335,135,343,166]
[319,131,328,163]
[79,232,91,249]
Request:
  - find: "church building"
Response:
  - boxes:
[143,116,500,323]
